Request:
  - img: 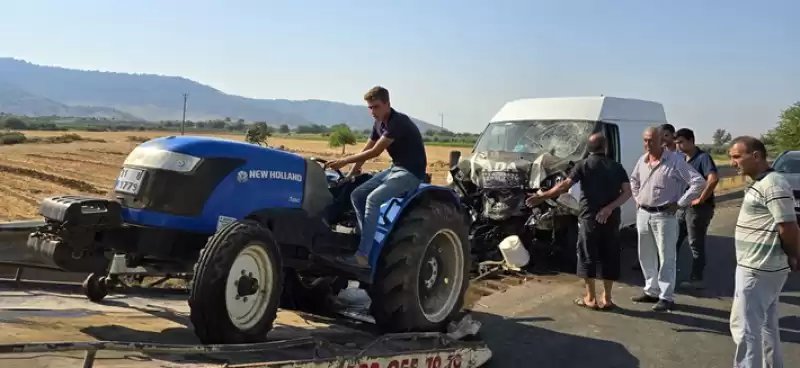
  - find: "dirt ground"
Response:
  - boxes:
[0,130,470,220]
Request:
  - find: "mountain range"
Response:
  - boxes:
[0,58,441,132]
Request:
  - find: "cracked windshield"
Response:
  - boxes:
[473,120,596,161]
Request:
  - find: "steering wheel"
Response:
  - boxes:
[309,157,345,180]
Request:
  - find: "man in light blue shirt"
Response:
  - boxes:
[629,126,706,312]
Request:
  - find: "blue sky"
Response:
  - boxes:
[2,1,797,142]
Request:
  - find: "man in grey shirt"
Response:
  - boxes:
[629,126,706,311]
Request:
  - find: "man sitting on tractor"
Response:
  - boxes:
[324,86,429,269]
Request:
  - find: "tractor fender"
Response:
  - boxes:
[368,184,463,272]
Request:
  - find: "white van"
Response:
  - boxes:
[488,95,667,227]
[447,96,667,267]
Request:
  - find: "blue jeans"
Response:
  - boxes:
[636,208,679,301]
[350,167,421,258]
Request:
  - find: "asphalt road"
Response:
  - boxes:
[471,195,800,368]
[716,164,737,178]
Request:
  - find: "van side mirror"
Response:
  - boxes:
[449,150,461,169]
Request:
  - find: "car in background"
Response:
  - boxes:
[771,150,800,214]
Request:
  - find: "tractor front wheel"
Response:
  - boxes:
[188,220,283,344]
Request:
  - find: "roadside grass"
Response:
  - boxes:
[716,174,749,193]
[0,131,106,145]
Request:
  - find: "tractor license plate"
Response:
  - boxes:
[115,167,145,195]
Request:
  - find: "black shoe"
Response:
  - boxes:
[652,299,675,312]
[631,293,659,303]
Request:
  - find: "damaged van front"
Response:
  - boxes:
[448,95,667,274]
[448,118,597,272]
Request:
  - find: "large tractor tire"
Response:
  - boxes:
[369,199,471,333]
[188,219,283,344]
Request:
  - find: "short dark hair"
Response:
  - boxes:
[660,123,675,134]
[675,128,695,141]
[731,135,768,159]
[364,86,390,103]
[587,133,607,153]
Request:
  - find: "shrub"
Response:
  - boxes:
[0,131,27,145]
[3,133,108,145]
[127,135,151,143]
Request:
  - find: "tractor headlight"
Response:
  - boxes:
[123,146,202,173]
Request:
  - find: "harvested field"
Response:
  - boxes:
[0,130,471,220]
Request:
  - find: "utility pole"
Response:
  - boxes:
[439,112,444,130]
[180,92,189,135]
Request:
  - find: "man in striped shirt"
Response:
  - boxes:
[728,136,799,368]
[629,126,706,312]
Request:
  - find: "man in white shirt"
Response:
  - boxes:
[728,135,800,368]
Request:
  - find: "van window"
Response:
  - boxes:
[473,120,597,163]
[601,123,621,162]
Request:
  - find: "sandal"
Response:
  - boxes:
[573,297,599,310]
[599,301,617,311]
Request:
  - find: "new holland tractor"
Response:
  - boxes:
[24,135,471,345]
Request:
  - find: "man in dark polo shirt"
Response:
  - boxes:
[674,128,719,289]
[526,133,632,310]
[325,86,427,268]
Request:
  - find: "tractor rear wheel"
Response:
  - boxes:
[189,220,283,344]
[369,199,470,333]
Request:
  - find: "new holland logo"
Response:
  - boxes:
[236,169,304,183]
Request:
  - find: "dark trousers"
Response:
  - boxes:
[676,202,715,281]
[577,213,621,281]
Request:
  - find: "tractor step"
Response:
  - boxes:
[311,254,372,283]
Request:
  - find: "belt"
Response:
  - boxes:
[639,205,672,213]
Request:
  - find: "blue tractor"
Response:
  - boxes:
[25,135,472,345]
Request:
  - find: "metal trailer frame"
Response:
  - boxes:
[0,222,493,368]
[0,332,491,368]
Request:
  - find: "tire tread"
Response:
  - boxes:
[188,219,282,344]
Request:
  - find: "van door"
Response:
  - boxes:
[601,122,637,228]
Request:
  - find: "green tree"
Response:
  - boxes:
[712,128,732,146]
[328,125,357,154]
[245,122,271,146]
[1,117,27,130]
[769,101,800,153]
[278,124,290,134]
